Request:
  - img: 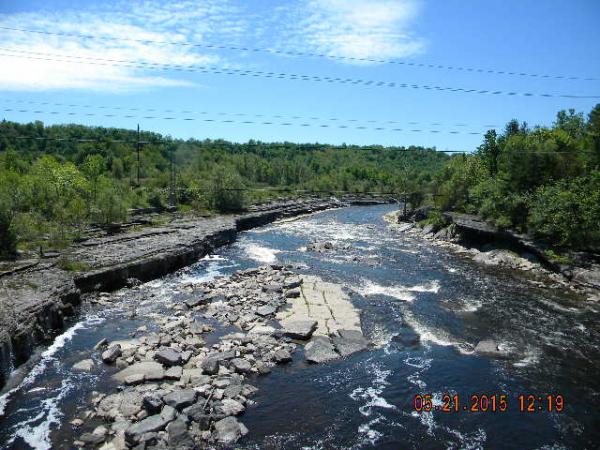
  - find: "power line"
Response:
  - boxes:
[0,134,579,155]
[1,99,499,130]
[0,106,486,136]
[0,25,597,82]
[1,49,599,100]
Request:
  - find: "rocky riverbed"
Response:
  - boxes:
[70,265,369,449]
[2,204,598,449]
[384,210,600,301]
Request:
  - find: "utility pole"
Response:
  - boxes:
[136,124,140,186]
[169,145,176,207]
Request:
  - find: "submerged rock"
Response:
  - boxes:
[72,359,95,372]
[474,340,511,359]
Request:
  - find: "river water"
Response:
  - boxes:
[0,204,599,449]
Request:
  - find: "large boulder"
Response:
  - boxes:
[230,358,252,374]
[213,416,249,444]
[163,389,197,410]
[331,330,369,357]
[304,336,339,364]
[125,409,174,444]
[113,361,165,383]
[155,347,183,366]
[166,418,195,449]
[282,320,317,340]
[101,344,121,364]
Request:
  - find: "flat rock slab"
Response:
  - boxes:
[163,389,197,410]
[113,361,165,383]
[281,320,318,340]
[256,305,276,317]
[277,275,361,336]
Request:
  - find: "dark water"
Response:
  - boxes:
[1,204,599,449]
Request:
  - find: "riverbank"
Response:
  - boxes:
[384,209,600,299]
[0,196,392,389]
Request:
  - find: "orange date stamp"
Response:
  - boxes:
[413,393,564,413]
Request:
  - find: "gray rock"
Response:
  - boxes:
[185,297,205,308]
[306,241,334,252]
[78,432,105,446]
[230,358,252,374]
[218,399,245,416]
[331,330,369,357]
[124,373,145,386]
[285,288,301,298]
[102,344,122,364]
[474,340,510,359]
[72,359,94,372]
[422,224,438,235]
[213,416,248,444]
[256,305,276,317]
[201,357,219,375]
[182,404,212,428]
[282,320,317,340]
[155,348,182,366]
[93,338,108,350]
[114,362,165,383]
[284,277,303,290]
[143,394,163,414]
[166,418,194,449]
[165,366,183,380]
[125,411,173,444]
[163,389,197,410]
[223,384,243,399]
[272,349,292,364]
[304,336,339,363]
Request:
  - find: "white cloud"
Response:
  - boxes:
[0,0,240,92]
[296,0,425,61]
[0,0,426,92]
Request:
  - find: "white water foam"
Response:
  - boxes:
[7,378,74,450]
[349,362,396,445]
[402,310,472,354]
[353,279,441,303]
[0,315,104,417]
[243,242,281,264]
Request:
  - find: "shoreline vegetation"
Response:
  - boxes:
[1,104,599,263]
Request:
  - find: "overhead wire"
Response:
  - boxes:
[1,49,598,100]
[0,25,597,82]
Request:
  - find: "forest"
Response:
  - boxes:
[1,103,599,259]
[432,104,600,252]
[0,121,447,257]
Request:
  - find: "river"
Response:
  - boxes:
[0,204,598,449]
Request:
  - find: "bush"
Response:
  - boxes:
[528,171,600,248]
[0,207,17,259]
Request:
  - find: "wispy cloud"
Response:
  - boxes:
[299,0,425,61]
[0,0,240,92]
[0,0,426,92]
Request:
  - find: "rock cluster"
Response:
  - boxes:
[73,265,319,449]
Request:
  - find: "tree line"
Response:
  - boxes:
[431,104,600,250]
[0,121,448,257]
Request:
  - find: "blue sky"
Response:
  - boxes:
[0,0,599,151]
